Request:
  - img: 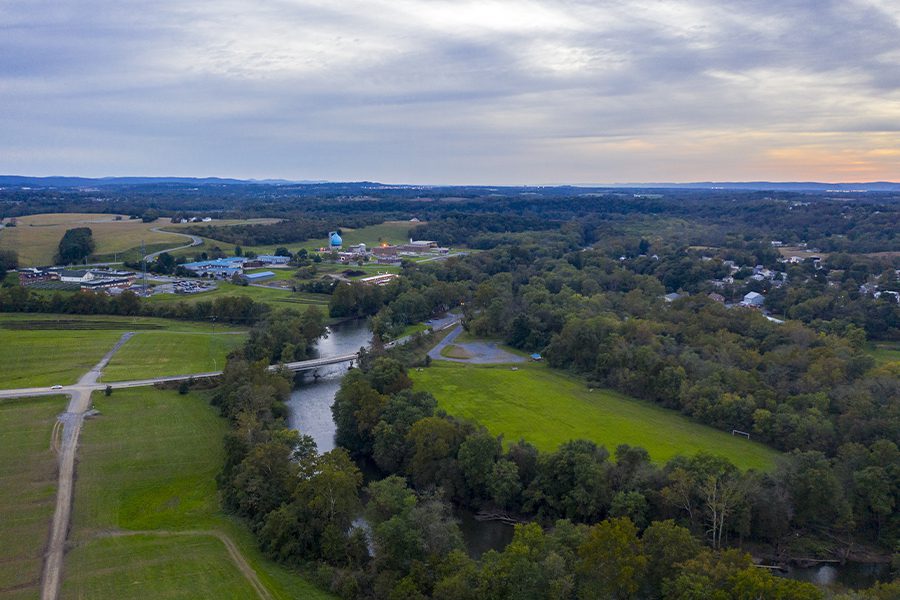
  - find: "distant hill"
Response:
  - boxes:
[0,176,323,187]
[1,175,898,192]
[601,181,900,192]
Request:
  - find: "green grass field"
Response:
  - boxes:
[411,362,779,471]
[102,332,246,381]
[868,342,900,366]
[0,314,248,388]
[146,281,330,310]
[0,328,124,388]
[0,395,66,599]
[63,388,331,599]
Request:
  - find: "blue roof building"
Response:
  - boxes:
[244,271,275,282]
[329,231,343,248]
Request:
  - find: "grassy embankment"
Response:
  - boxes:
[0,213,278,266]
[411,361,779,471]
[0,314,247,388]
[62,388,332,600]
[144,281,330,311]
[0,395,67,599]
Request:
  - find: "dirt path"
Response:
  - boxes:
[40,332,133,600]
[97,530,272,600]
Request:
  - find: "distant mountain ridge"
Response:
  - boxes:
[1,175,898,192]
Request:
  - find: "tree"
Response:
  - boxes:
[489,460,522,510]
[458,431,501,502]
[641,520,701,597]
[56,227,95,263]
[577,517,646,599]
[0,249,18,273]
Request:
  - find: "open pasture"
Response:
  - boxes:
[0,395,66,599]
[411,362,779,471]
[64,388,332,599]
[102,331,245,380]
[0,314,247,388]
[0,213,278,266]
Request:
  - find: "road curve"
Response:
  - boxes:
[143,227,203,261]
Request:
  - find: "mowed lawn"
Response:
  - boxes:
[0,395,66,599]
[411,362,779,471]
[0,328,123,388]
[63,388,331,600]
[102,332,246,381]
[0,314,248,388]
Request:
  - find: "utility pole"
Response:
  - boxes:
[141,240,147,296]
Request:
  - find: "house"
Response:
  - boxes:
[664,292,682,303]
[741,291,765,307]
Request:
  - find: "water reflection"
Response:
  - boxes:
[285,319,372,453]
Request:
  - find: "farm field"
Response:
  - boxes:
[0,395,66,599]
[0,314,247,388]
[411,362,779,471]
[0,327,123,388]
[102,331,245,381]
[63,387,332,600]
[0,213,278,266]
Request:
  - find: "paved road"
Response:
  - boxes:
[143,227,203,261]
[428,324,525,364]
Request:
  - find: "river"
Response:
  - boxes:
[283,320,886,580]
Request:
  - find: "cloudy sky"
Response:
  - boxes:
[2,0,899,183]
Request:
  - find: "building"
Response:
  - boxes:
[664,292,682,303]
[741,291,765,307]
[181,257,246,277]
[329,231,343,250]
[243,271,275,283]
[359,273,398,286]
[17,268,59,285]
[255,255,291,265]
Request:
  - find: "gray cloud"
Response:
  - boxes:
[1,0,898,183]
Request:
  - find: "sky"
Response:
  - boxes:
[1,0,899,184]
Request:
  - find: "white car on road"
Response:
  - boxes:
[50,385,63,390]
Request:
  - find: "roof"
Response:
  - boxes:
[744,291,764,299]
[256,254,290,262]
[182,257,245,269]
[330,232,343,245]
[245,271,275,280]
